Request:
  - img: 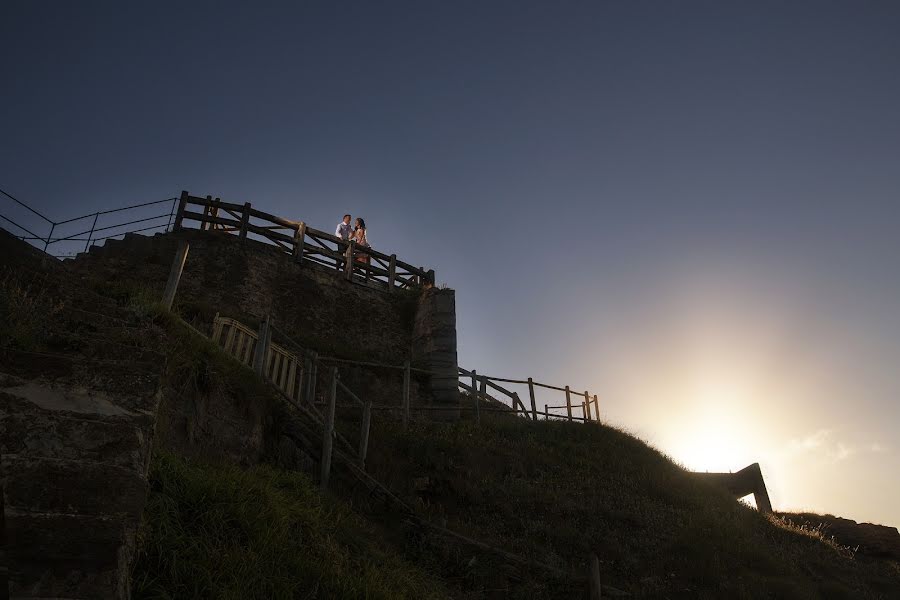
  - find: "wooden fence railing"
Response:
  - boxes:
[173,191,434,290]
[211,315,305,401]
[458,368,601,424]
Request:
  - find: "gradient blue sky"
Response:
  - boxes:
[3,1,899,526]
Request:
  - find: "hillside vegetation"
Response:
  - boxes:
[3,231,898,599]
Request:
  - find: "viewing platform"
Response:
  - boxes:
[174,191,434,292]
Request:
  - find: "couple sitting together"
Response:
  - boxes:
[335,214,370,263]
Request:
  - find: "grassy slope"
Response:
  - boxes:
[8,247,896,600]
[362,415,900,599]
[133,453,449,600]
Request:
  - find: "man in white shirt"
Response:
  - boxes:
[335,214,352,240]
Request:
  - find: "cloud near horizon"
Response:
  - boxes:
[786,429,889,464]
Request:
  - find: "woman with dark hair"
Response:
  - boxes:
[352,217,370,265]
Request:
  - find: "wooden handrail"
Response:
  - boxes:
[176,191,434,288]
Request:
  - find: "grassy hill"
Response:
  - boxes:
[3,230,898,599]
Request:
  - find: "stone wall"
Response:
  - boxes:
[65,230,455,408]
[412,288,460,420]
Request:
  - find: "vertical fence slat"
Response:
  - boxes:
[565,385,573,422]
[594,394,599,420]
[584,390,592,421]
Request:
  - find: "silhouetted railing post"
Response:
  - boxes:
[44,222,55,252]
[388,254,397,290]
[584,390,592,421]
[173,191,189,231]
[200,195,213,231]
[320,367,338,490]
[162,240,190,310]
[345,240,355,280]
[565,385,573,422]
[471,370,480,426]
[239,202,251,242]
[83,212,99,252]
[593,394,599,421]
[293,221,306,264]
[528,377,537,421]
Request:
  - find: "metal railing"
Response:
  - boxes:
[0,187,178,259]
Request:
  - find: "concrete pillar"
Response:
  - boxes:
[412,287,459,421]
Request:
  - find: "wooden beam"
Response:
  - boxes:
[584,390,592,421]
[173,190,189,231]
[528,377,538,421]
[565,386,573,422]
[359,401,372,467]
[162,240,190,310]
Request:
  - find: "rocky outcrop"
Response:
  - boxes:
[784,513,900,561]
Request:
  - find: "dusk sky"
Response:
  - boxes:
[3,2,899,526]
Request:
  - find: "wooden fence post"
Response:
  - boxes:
[173,190,189,231]
[252,315,271,376]
[344,240,354,280]
[359,400,372,467]
[239,202,251,241]
[162,240,190,310]
[211,197,221,230]
[200,195,213,230]
[299,356,308,401]
[307,353,318,404]
[588,553,602,600]
[293,221,306,264]
[544,403,549,420]
[565,385,573,422]
[320,367,338,490]
[471,370,480,426]
[402,360,411,429]
[584,390,592,421]
[388,254,397,290]
[527,377,538,421]
[512,392,522,415]
[594,394,599,420]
